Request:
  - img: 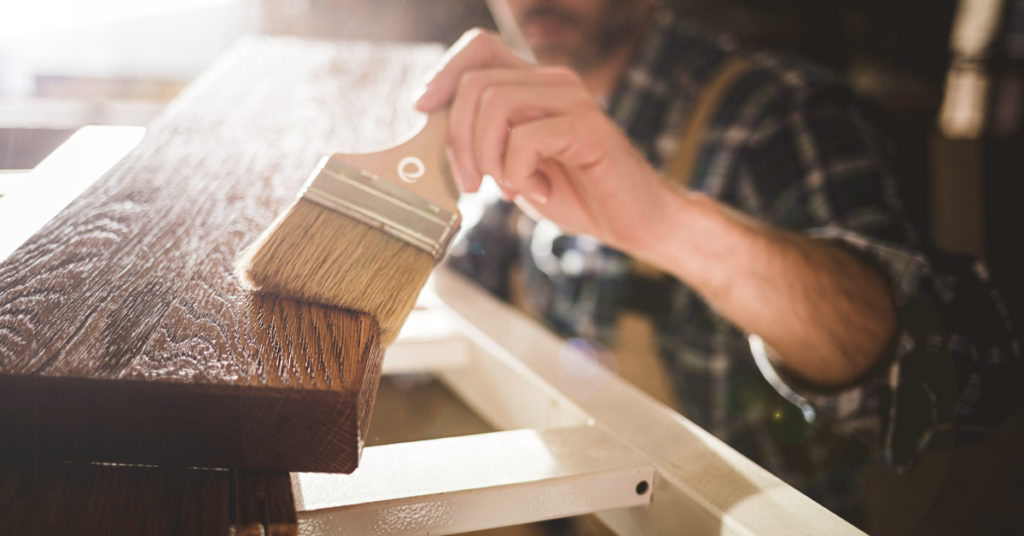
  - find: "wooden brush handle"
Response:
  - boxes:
[332,110,459,214]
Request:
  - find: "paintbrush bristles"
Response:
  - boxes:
[237,198,435,345]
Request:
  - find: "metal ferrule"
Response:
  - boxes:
[301,156,460,262]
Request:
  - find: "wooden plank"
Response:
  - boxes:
[234,470,299,536]
[0,464,297,535]
[0,464,230,535]
[0,37,439,472]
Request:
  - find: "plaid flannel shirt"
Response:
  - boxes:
[447,9,1021,524]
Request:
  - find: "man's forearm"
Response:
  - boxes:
[636,189,897,387]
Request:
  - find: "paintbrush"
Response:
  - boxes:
[235,110,460,345]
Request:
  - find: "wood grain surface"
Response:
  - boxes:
[0,464,296,535]
[234,470,298,536]
[0,37,441,472]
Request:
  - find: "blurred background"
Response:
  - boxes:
[2,0,1022,330]
[1,1,1022,533]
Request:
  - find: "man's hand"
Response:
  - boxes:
[415,29,673,255]
[418,30,897,388]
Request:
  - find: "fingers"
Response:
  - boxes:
[414,29,529,112]
[502,115,575,202]
[448,68,552,191]
[412,29,603,204]
[474,84,591,184]
[449,67,585,191]
[502,112,607,202]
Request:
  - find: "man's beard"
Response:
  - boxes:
[518,1,647,73]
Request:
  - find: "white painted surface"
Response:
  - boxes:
[295,427,653,536]
[295,270,864,535]
[382,310,471,375]
[430,269,863,535]
[0,125,145,260]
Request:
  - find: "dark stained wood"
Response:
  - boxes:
[0,464,296,536]
[233,470,298,536]
[0,463,230,535]
[0,37,440,472]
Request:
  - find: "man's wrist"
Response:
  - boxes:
[630,188,733,297]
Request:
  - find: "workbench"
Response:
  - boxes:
[0,37,863,535]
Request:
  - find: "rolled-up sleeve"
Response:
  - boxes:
[734,68,1022,469]
[759,227,1022,470]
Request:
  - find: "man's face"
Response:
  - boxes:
[504,0,649,72]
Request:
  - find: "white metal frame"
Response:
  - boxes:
[4,128,865,536]
[294,272,864,535]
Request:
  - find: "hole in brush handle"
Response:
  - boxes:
[398,156,425,183]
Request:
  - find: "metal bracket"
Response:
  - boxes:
[293,270,866,536]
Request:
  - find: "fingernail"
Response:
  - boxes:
[528,190,549,204]
[445,147,465,189]
[454,163,473,191]
[528,173,551,203]
[418,61,441,87]
[449,163,466,191]
[411,85,427,103]
[412,85,432,110]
